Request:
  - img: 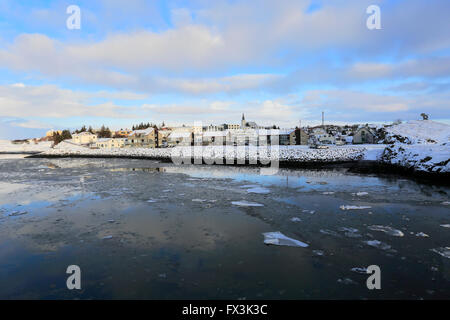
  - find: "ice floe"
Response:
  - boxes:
[430,247,450,259]
[440,224,450,228]
[246,187,270,194]
[290,217,301,222]
[337,278,357,285]
[350,267,368,274]
[9,210,28,217]
[339,227,362,238]
[319,229,341,237]
[312,250,324,256]
[340,205,372,210]
[415,232,429,238]
[367,225,404,237]
[364,240,392,250]
[355,192,369,196]
[262,231,308,247]
[232,200,264,207]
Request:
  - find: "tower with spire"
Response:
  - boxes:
[241,113,246,129]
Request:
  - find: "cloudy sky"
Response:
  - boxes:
[0,0,449,139]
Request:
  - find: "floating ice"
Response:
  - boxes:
[232,200,264,207]
[147,199,157,203]
[364,240,392,250]
[339,227,362,238]
[322,192,335,195]
[351,267,368,274]
[440,224,450,228]
[356,192,369,196]
[9,211,28,217]
[340,205,372,210]
[319,229,341,237]
[312,250,324,256]
[337,278,357,285]
[192,199,206,202]
[262,232,308,247]
[246,187,270,194]
[290,217,301,222]
[240,184,260,189]
[442,201,450,205]
[367,225,404,237]
[430,247,450,259]
[102,235,113,239]
[415,232,429,238]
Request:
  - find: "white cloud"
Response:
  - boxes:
[0,83,142,119]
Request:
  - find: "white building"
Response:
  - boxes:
[72,132,98,145]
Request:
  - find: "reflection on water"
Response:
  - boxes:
[0,158,449,299]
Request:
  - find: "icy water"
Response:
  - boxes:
[0,156,449,299]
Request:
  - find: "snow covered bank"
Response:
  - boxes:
[35,141,375,163]
[0,140,52,153]
[380,120,450,173]
[381,143,449,173]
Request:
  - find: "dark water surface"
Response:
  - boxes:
[0,156,449,299]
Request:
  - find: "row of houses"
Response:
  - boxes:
[70,126,379,149]
[67,113,380,149]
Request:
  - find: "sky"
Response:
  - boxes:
[0,0,449,139]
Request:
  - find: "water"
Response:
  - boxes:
[0,156,449,299]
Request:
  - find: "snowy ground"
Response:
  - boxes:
[381,120,450,173]
[0,140,52,153]
[385,120,450,144]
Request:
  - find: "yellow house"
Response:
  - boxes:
[126,128,157,148]
[46,130,62,137]
[96,138,126,149]
[72,132,98,145]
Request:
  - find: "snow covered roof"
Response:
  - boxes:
[128,128,154,136]
[169,131,192,139]
[73,132,96,137]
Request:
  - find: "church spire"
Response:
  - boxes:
[242,113,245,121]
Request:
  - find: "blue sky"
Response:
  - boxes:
[0,0,449,139]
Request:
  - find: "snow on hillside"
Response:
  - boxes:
[382,144,449,173]
[381,120,450,173]
[385,120,450,144]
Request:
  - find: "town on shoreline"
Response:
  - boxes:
[19,113,395,150]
